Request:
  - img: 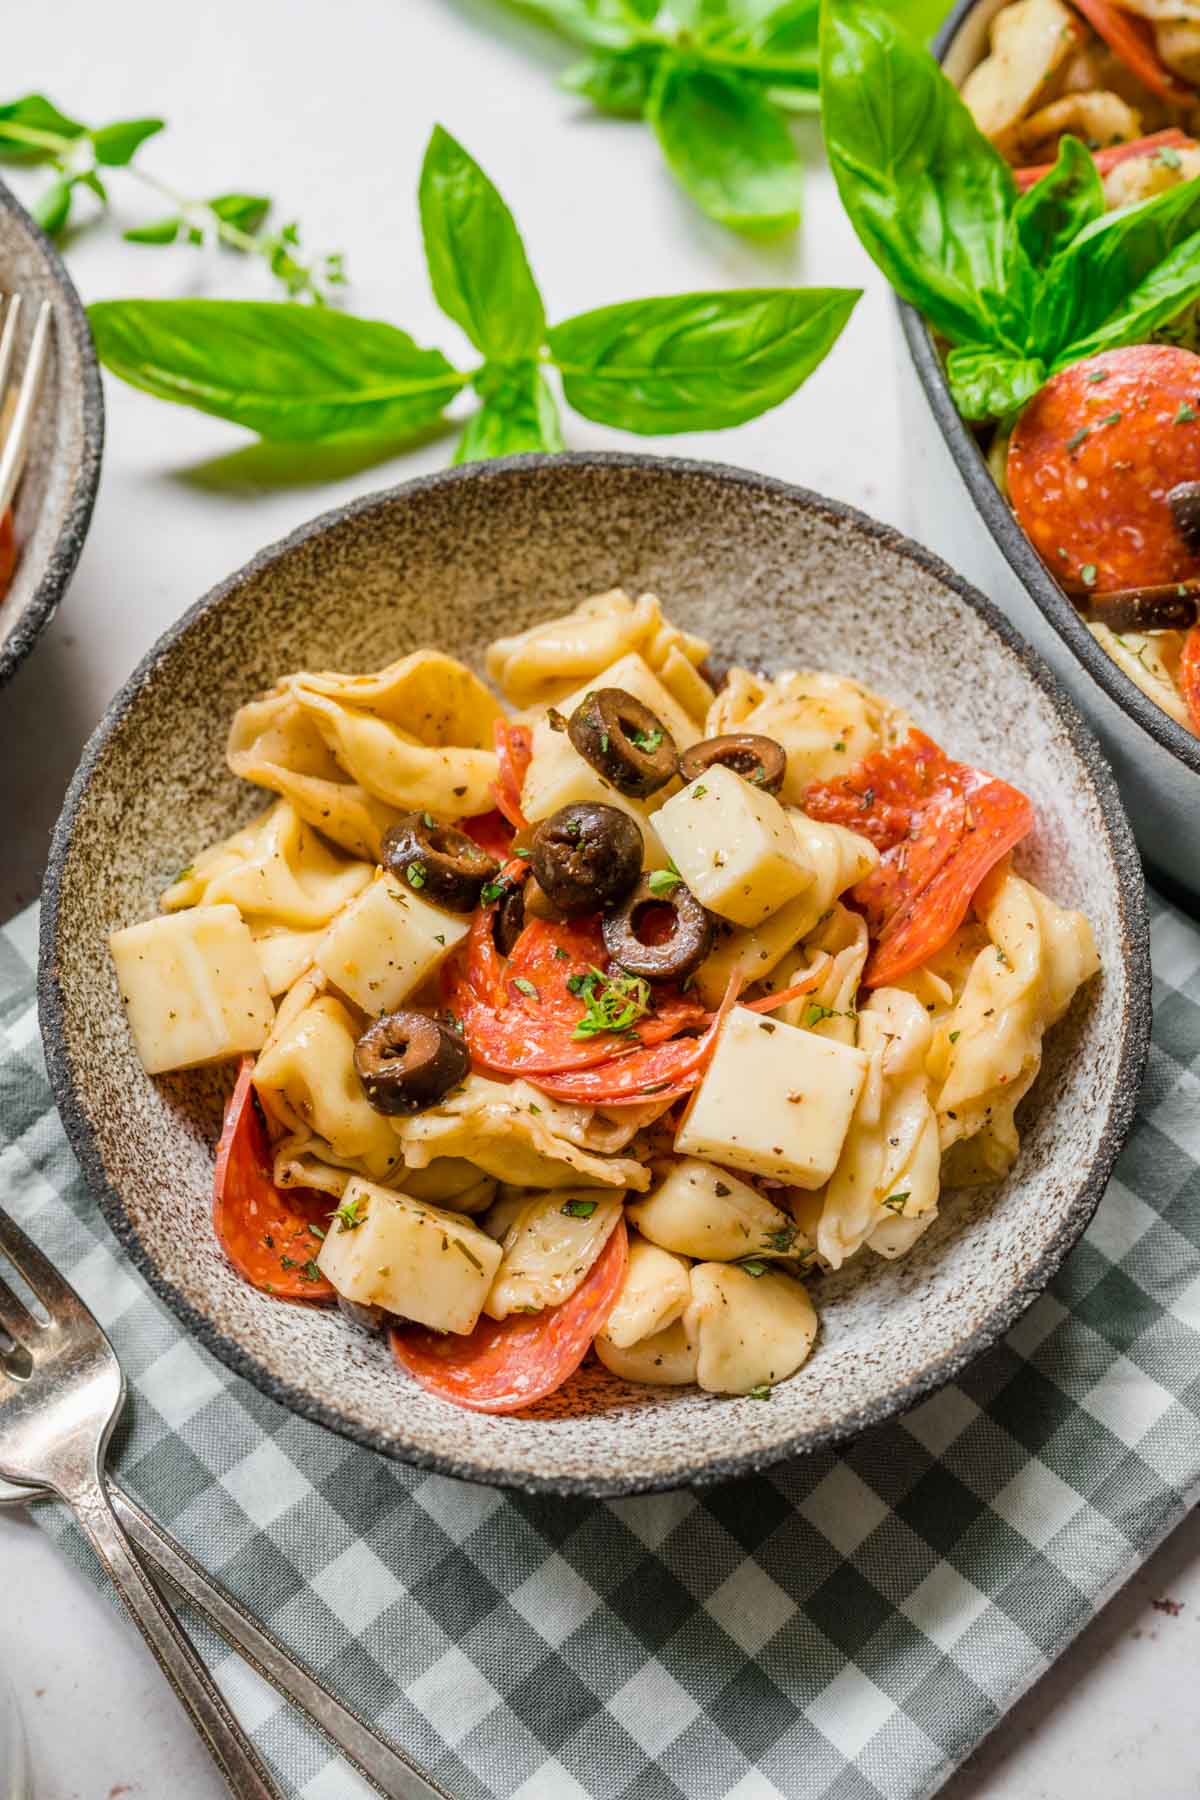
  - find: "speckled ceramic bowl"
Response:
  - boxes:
[0,179,103,685]
[40,455,1150,1495]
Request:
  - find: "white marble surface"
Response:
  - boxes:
[0,0,1196,1794]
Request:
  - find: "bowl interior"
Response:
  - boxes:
[42,457,1148,1493]
[0,182,102,685]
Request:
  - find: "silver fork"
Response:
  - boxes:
[0,295,53,514]
[0,1205,282,1799]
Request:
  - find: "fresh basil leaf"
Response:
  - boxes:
[124,215,181,245]
[88,299,467,441]
[1012,135,1103,269]
[1054,226,1200,365]
[694,0,822,85]
[820,0,1020,348]
[32,176,74,237]
[648,61,804,232]
[548,287,858,431]
[1035,173,1200,360]
[0,94,85,163]
[420,125,546,362]
[209,192,272,234]
[90,117,164,167]
[455,362,565,463]
[561,47,660,114]
[945,344,1046,421]
[504,0,650,52]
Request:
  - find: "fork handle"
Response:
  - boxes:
[64,1475,282,1800]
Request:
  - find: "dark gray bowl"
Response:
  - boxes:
[0,179,103,685]
[897,0,1200,906]
[39,455,1150,1495]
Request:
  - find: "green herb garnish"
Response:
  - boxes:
[406,861,428,890]
[748,1383,772,1400]
[514,976,540,999]
[630,726,664,753]
[334,1196,365,1233]
[561,1198,598,1219]
[1176,403,1198,424]
[0,93,343,298]
[646,861,682,898]
[739,1258,768,1277]
[570,966,652,1040]
[882,1191,911,1214]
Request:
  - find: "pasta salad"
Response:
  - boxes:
[109,590,1100,1414]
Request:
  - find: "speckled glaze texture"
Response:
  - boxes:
[40,455,1150,1495]
[0,178,103,685]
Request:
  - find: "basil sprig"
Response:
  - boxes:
[821,0,1200,421]
[89,125,859,465]
[492,0,952,233]
[0,92,344,301]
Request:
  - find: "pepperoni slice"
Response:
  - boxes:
[461,808,514,862]
[1014,129,1195,192]
[805,730,1034,988]
[446,912,708,1077]
[0,508,14,602]
[213,1059,335,1300]
[1009,346,1200,595]
[390,1216,628,1413]
[1180,623,1200,735]
[492,719,532,831]
[529,969,739,1105]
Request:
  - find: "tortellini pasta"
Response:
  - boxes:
[487,588,711,713]
[228,649,502,855]
[484,1189,624,1320]
[254,993,404,1183]
[706,668,909,799]
[934,863,1100,1184]
[392,1075,652,1192]
[816,989,941,1269]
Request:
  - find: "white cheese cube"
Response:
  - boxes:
[110,904,274,1075]
[675,1005,868,1189]
[602,1235,692,1348]
[628,1159,799,1262]
[314,873,468,1015]
[687,1263,817,1395]
[655,765,812,927]
[596,1313,699,1385]
[316,1176,501,1334]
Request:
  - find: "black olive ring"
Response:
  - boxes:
[567,687,679,798]
[529,802,644,915]
[354,1010,470,1115]
[678,733,787,795]
[602,875,714,983]
[381,812,499,912]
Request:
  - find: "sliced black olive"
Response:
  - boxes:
[530,803,643,914]
[567,687,679,798]
[1079,582,1200,633]
[354,1009,470,1115]
[1168,481,1200,555]
[492,881,526,955]
[602,875,714,982]
[678,733,787,795]
[336,1294,388,1333]
[381,812,499,912]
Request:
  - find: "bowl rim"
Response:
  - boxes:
[0,177,104,687]
[38,452,1152,1495]
[895,0,1200,784]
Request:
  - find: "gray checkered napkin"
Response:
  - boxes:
[2,892,1199,1800]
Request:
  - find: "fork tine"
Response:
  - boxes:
[0,299,51,515]
[0,1266,40,1348]
[0,1206,80,1320]
[0,296,23,418]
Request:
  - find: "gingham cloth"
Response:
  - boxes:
[2,891,1199,1800]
